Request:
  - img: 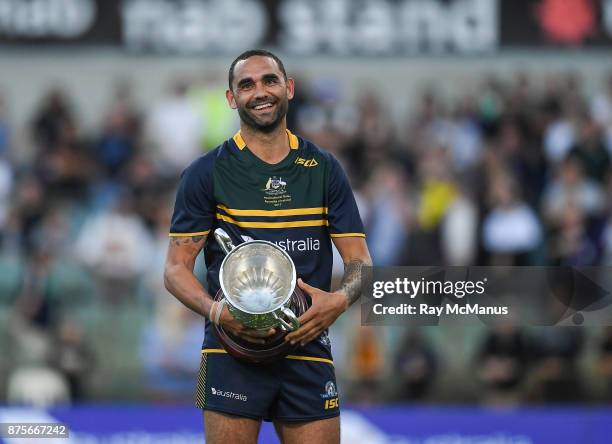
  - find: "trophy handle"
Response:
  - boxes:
[214,228,236,255]
[274,307,300,332]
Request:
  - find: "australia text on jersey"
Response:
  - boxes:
[242,235,320,252]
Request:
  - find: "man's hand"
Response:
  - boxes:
[218,304,277,344]
[284,278,349,347]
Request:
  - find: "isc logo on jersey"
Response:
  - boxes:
[295,157,318,167]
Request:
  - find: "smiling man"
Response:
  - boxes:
[164,49,371,444]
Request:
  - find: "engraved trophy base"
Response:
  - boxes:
[213,287,309,364]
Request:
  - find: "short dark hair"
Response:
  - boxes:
[228,49,287,90]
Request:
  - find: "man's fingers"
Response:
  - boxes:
[226,325,276,344]
[285,320,319,344]
[297,307,317,325]
[286,326,322,346]
[297,278,316,295]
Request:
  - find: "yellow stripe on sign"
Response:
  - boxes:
[330,233,366,238]
[201,349,334,366]
[217,204,328,217]
[217,213,329,229]
[168,230,210,237]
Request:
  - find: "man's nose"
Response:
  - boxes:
[253,81,269,97]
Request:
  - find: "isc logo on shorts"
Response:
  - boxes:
[320,381,339,409]
[324,398,339,410]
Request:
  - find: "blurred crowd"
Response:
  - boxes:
[1,68,612,406]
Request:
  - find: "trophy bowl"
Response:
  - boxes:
[212,229,309,363]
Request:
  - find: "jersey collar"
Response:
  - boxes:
[232,129,299,151]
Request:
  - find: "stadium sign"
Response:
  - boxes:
[0,0,611,54]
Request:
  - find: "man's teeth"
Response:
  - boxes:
[254,103,273,110]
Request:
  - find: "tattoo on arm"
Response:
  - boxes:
[169,235,208,270]
[339,258,371,306]
[171,235,205,246]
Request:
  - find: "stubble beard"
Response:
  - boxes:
[237,97,289,134]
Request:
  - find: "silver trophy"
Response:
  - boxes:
[214,228,300,332]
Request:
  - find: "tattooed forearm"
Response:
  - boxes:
[338,258,372,306]
[165,234,211,318]
[171,235,205,246]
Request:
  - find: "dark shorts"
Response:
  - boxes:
[196,348,340,422]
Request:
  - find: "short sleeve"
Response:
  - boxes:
[169,155,216,237]
[327,154,365,238]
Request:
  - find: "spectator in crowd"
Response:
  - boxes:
[0,94,13,242]
[597,327,612,401]
[392,330,437,401]
[548,203,599,265]
[49,319,95,401]
[145,78,204,177]
[590,72,612,154]
[440,186,478,265]
[567,114,610,183]
[31,88,75,153]
[74,195,154,303]
[190,72,238,150]
[0,92,11,164]
[542,155,605,223]
[365,162,413,266]
[94,92,140,179]
[349,325,384,403]
[448,94,483,173]
[7,175,47,254]
[139,300,203,402]
[481,174,541,265]
[476,325,530,405]
[528,328,584,402]
[543,100,578,164]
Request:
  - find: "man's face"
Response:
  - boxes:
[226,56,294,133]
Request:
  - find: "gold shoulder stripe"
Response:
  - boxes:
[287,129,299,149]
[217,213,329,229]
[233,131,246,150]
[168,230,210,237]
[201,349,334,365]
[217,204,328,217]
[330,233,366,238]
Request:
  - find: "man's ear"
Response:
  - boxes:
[226,89,237,109]
[286,78,295,101]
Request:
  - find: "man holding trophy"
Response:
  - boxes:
[164,49,372,444]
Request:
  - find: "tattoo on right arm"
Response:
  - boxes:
[338,258,372,306]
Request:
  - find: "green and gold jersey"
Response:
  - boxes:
[169,129,364,353]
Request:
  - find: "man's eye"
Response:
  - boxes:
[265,78,279,85]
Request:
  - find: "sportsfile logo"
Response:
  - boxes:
[210,387,247,402]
